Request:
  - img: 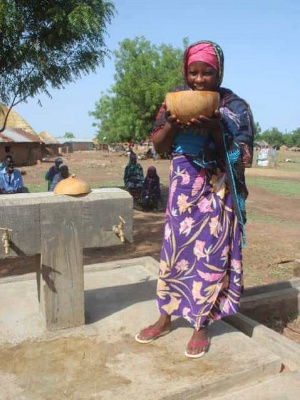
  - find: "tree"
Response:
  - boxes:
[254,122,262,141]
[283,128,300,147]
[0,0,115,131]
[260,127,283,148]
[291,128,300,147]
[90,37,187,143]
[63,132,75,139]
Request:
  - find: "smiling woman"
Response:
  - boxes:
[135,40,255,359]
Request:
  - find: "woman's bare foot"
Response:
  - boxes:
[185,327,209,358]
[135,315,172,343]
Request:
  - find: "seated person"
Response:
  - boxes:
[0,156,24,194]
[0,154,13,172]
[123,153,144,198]
[50,164,70,191]
[45,157,63,190]
[141,166,162,210]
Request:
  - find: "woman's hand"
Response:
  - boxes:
[165,110,182,129]
[189,110,222,133]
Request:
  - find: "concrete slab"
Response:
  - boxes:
[0,258,282,400]
[225,312,300,371]
[214,370,300,400]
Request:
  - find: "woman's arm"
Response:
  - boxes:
[152,121,178,154]
[151,101,182,154]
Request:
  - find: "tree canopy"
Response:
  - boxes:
[63,132,75,139]
[256,127,300,148]
[90,37,187,143]
[0,0,115,130]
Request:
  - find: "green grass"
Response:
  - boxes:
[246,209,280,224]
[26,183,48,193]
[90,180,124,189]
[245,209,300,227]
[246,177,300,197]
[26,181,125,193]
[279,162,300,172]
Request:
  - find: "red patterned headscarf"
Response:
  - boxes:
[183,41,224,86]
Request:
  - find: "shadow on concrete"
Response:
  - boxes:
[9,242,27,256]
[40,264,62,293]
[84,278,227,339]
[0,255,38,278]
[84,279,196,334]
[84,279,158,324]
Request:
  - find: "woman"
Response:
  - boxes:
[140,166,162,210]
[135,41,254,358]
[123,152,144,199]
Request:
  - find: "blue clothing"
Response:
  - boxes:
[50,173,62,191]
[46,165,60,182]
[173,128,208,156]
[0,169,24,193]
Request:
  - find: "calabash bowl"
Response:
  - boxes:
[54,174,91,196]
[165,90,220,124]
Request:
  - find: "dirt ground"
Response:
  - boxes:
[1,148,300,341]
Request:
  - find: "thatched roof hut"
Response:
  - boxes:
[0,104,42,165]
[0,104,37,137]
[39,131,60,145]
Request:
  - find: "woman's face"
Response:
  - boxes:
[187,61,218,91]
[148,168,155,177]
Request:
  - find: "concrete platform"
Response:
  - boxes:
[0,258,284,400]
[215,370,300,400]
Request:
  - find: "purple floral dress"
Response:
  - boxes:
[157,153,243,329]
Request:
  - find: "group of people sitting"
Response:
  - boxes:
[0,155,70,195]
[0,154,160,207]
[123,152,162,210]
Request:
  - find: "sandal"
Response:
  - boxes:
[184,339,210,359]
[135,326,171,344]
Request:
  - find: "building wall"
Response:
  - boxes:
[41,144,60,157]
[0,143,42,166]
[67,142,94,151]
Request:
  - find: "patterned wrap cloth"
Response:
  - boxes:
[152,41,254,330]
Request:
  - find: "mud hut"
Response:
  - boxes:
[0,127,41,166]
[39,131,60,157]
[0,104,41,165]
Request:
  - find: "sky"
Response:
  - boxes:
[15,0,300,140]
